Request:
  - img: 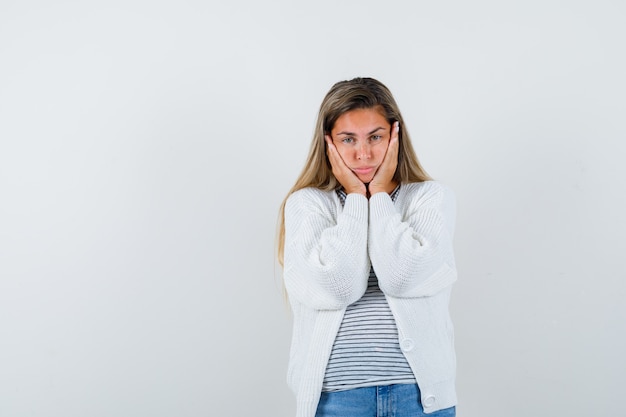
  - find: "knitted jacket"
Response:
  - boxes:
[284,181,457,417]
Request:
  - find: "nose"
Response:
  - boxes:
[356,143,371,160]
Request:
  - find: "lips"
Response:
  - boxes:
[352,166,375,176]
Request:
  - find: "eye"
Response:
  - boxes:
[341,137,354,144]
[370,135,382,141]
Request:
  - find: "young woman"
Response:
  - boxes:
[277,78,457,417]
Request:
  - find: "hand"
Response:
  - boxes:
[368,122,399,196]
[326,135,367,196]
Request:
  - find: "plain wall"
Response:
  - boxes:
[1,1,624,416]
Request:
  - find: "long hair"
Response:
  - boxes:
[276,77,431,266]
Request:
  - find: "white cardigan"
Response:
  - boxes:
[284,181,457,417]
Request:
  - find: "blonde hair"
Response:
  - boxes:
[276,77,431,266]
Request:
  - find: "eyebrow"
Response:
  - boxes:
[336,127,386,136]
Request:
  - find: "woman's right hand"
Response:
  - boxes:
[326,135,367,196]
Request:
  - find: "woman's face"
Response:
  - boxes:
[329,107,393,183]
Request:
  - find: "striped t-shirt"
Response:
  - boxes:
[321,186,416,392]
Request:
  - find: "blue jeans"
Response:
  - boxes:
[315,384,456,417]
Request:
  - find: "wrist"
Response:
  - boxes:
[368,181,397,196]
[345,187,366,196]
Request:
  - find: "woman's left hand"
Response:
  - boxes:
[368,122,399,196]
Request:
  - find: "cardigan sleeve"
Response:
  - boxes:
[284,188,370,310]
[368,182,457,298]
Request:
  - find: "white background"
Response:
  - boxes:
[1,1,625,416]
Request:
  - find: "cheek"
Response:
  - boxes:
[335,147,353,162]
[372,143,388,163]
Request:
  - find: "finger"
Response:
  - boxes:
[325,136,337,161]
[325,134,332,154]
[383,123,399,162]
[391,121,399,144]
[325,136,340,166]
[388,122,399,157]
[373,124,399,178]
[326,138,353,184]
[326,136,350,169]
[325,135,340,158]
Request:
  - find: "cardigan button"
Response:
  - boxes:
[423,395,436,408]
[400,338,414,352]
